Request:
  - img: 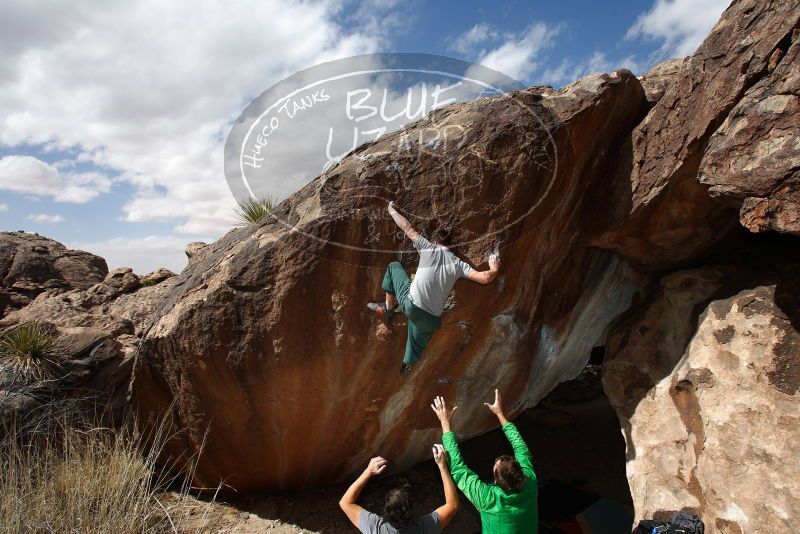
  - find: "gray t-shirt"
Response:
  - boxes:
[358,509,441,534]
[409,235,473,317]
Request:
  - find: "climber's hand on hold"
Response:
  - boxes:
[431,395,457,433]
[484,388,509,426]
[365,456,388,477]
[387,200,418,240]
[489,253,501,272]
[467,251,501,285]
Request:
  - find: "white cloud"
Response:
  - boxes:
[449,23,500,56]
[70,235,212,274]
[542,52,644,86]
[349,0,420,39]
[26,213,65,224]
[543,51,611,85]
[474,22,562,82]
[0,203,7,212]
[0,155,111,203]
[0,1,384,237]
[626,0,730,59]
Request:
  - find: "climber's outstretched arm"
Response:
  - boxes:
[466,253,501,285]
[432,396,493,511]
[432,444,460,528]
[338,456,387,528]
[485,389,536,479]
[388,201,418,240]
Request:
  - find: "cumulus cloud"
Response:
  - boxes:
[26,213,65,224]
[0,155,111,203]
[449,21,562,82]
[0,0,383,237]
[626,0,730,59]
[475,22,562,82]
[70,235,212,274]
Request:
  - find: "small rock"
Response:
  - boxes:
[141,268,177,286]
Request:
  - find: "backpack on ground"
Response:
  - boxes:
[633,510,704,534]
[664,510,704,534]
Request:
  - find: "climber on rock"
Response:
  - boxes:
[431,389,538,533]
[338,445,459,533]
[368,200,501,374]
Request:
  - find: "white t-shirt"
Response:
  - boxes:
[409,235,473,317]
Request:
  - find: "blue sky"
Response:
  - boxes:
[0,0,730,273]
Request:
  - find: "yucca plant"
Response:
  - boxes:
[0,322,64,381]
[234,195,275,226]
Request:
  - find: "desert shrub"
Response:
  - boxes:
[0,401,217,533]
[234,195,275,226]
[0,322,64,381]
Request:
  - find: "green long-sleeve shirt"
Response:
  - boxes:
[442,422,538,534]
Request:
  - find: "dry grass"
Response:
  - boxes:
[0,402,220,534]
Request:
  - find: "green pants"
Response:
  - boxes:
[381,261,442,365]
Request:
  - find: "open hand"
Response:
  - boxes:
[484,388,505,418]
[432,444,446,467]
[365,456,388,476]
[431,395,457,432]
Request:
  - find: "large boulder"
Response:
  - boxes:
[604,259,800,532]
[699,26,800,236]
[592,0,800,267]
[126,0,800,509]
[131,71,649,491]
[592,1,800,525]
[0,231,108,317]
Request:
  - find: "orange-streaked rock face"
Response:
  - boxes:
[131,71,648,491]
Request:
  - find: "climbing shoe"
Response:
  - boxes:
[400,363,413,375]
[367,302,396,318]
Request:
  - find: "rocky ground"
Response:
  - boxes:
[0,230,177,426]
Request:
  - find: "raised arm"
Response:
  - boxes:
[388,201,418,240]
[431,396,493,510]
[338,456,387,528]
[432,444,459,528]
[465,253,500,285]
[484,389,535,478]
[501,421,536,480]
